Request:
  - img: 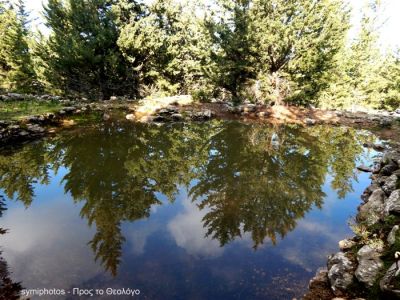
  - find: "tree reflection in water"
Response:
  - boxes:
[0,196,23,299]
[0,121,374,275]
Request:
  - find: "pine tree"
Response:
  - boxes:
[0,0,36,93]
[203,0,256,103]
[249,0,350,105]
[117,0,209,96]
[39,0,140,99]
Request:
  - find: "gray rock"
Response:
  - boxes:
[153,115,167,122]
[7,93,24,100]
[26,116,41,123]
[102,113,111,121]
[383,175,399,195]
[193,110,212,120]
[372,144,386,152]
[355,244,385,287]
[27,124,45,133]
[385,190,400,215]
[327,252,354,293]
[380,164,398,176]
[63,106,76,113]
[358,189,386,225]
[171,113,183,121]
[382,151,400,166]
[388,225,400,246]
[109,96,118,101]
[379,262,400,297]
[19,130,29,137]
[243,104,256,113]
[8,125,20,130]
[0,121,9,127]
[380,118,392,127]
[305,118,316,126]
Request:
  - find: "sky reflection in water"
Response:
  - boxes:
[0,120,379,299]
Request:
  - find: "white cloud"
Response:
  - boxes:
[168,197,224,258]
[1,199,104,291]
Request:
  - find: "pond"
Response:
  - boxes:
[0,120,380,299]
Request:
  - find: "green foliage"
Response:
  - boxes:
[320,1,400,110]
[37,0,139,99]
[0,99,62,120]
[117,0,211,96]
[0,0,398,108]
[203,0,349,104]
[0,0,36,93]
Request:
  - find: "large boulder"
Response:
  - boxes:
[355,244,385,287]
[383,175,399,195]
[379,262,400,298]
[384,190,400,215]
[381,163,399,176]
[358,189,386,225]
[327,252,354,294]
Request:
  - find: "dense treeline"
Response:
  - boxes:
[0,0,399,109]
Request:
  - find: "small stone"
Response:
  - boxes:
[339,239,357,251]
[153,115,167,122]
[305,118,316,126]
[387,225,400,246]
[63,106,76,113]
[257,111,267,118]
[109,96,118,101]
[171,113,183,121]
[243,104,256,113]
[19,130,29,137]
[125,114,135,121]
[380,119,392,127]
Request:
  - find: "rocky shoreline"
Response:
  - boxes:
[305,148,400,299]
[1,93,400,149]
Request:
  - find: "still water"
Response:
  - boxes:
[0,120,379,299]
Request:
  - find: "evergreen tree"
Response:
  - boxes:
[118,0,209,96]
[203,0,256,103]
[40,0,140,99]
[251,0,349,105]
[0,0,36,93]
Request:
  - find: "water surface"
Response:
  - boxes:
[0,120,379,299]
